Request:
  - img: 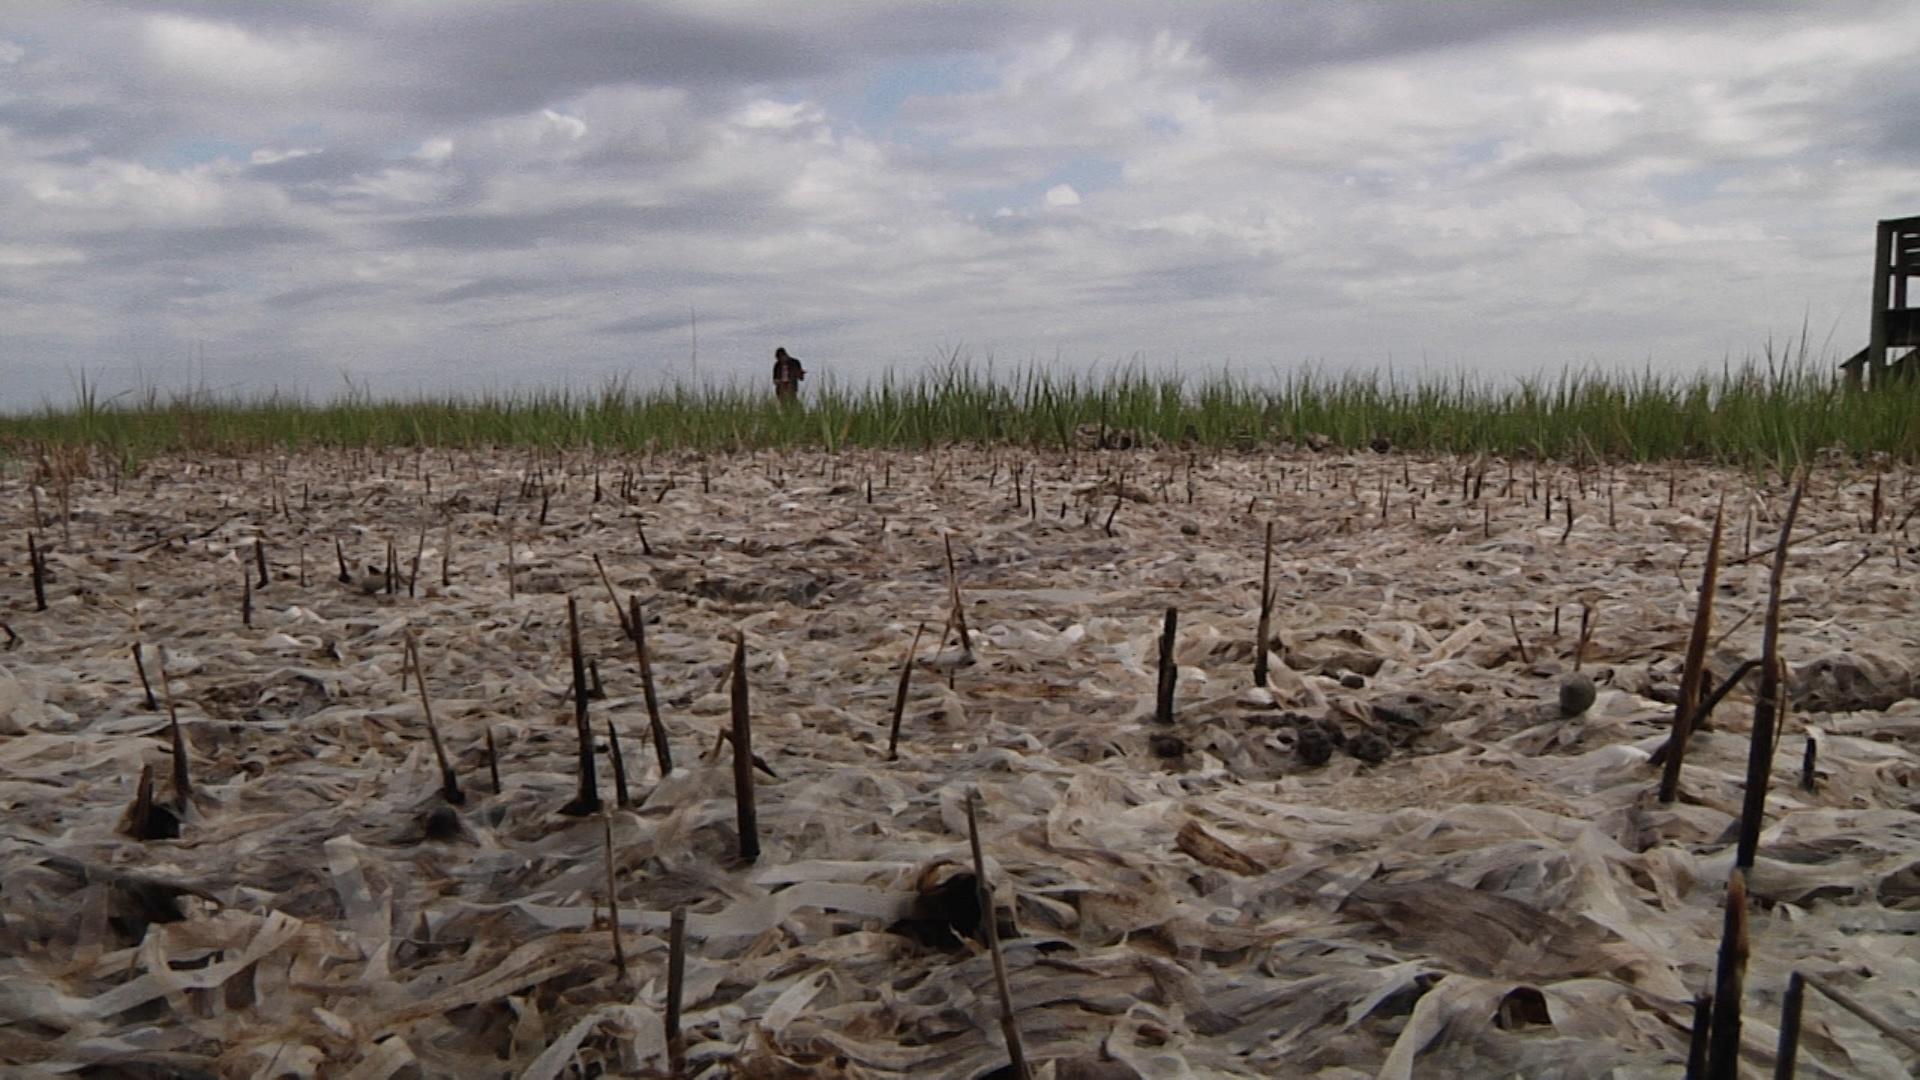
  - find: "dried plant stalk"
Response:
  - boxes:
[1705,868,1749,1080]
[157,648,190,812]
[666,906,688,1075]
[887,622,926,760]
[1155,606,1179,725]
[729,631,759,863]
[560,595,600,816]
[1254,521,1274,688]
[602,813,627,981]
[405,631,464,805]
[1736,469,1807,869]
[966,790,1029,1080]
[1659,501,1725,803]
[629,595,672,776]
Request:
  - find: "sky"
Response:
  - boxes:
[3,1,1918,410]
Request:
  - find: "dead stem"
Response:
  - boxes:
[404,631,464,805]
[628,594,673,777]
[887,622,926,761]
[560,595,601,817]
[729,630,759,863]
[1705,868,1749,1080]
[1659,500,1725,803]
[966,789,1029,1080]
[1734,468,1807,869]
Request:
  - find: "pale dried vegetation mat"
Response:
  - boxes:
[2,446,1917,1079]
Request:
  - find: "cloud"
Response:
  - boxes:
[1,1,1917,408]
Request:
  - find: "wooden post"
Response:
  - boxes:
[1869,218,1893,388]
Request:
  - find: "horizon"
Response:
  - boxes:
[4,2,1917,410]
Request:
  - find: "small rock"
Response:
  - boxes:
[1304,432,1333,453]
[1339,672,1366,689]
[1295,723,1335,767]
[1149,732,1188,759]
[1348,732,1391,764]
[1558,673,1597,717]
[1369,435,1392,453]
[1180,523,1200,536]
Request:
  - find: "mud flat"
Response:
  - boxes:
[2,447,1916,1078]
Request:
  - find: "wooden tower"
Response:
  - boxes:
[1842,214,1920,389]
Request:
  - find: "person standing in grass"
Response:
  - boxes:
[773,346,807,404]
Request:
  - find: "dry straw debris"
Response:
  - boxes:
[2,447,1917,1078]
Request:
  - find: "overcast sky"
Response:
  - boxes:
[3,1,1917,410]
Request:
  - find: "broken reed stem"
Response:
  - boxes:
[1685,992,1713,1080]
[1507,610,1530,665]
[666,906,688,1076]
[505,526,517,599]
[1736,469,1807,870]
[1799,971,1920,1056]
[966,790,1030,1080]
[409,526,426,598]
[561,595,601,816]
[1705,868,1749,1080]
[1660,501,1725,803]
[28,532,47,611]
[157,649,191,812]
[254,537,269,588]
[943,533,973,654]
[592,554,632,636]
[729,631,759,863]
[405,632,464,805]
[602,813,628,981]
[335,536,351,584]
[1254,521,1274,689]
[1573,603,1594,671]
[486,726,502,795]
[606,719,631,808]
[628,594,673,776]
[1154,606,1179,725]
[1774,971,1805,1080]
[441,519,453,587]
[384,538,397,595]
[131,642,159,710]
[887,622,927,760]
[1800,733,1818,793]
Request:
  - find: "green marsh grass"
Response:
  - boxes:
[3,355,1915,468]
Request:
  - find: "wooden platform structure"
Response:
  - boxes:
[1841,214,1920,389]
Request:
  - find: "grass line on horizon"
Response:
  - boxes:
[2,354,1915,469]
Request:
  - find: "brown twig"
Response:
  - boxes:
[157,648,190,812]
[1254,521,1274,689]
[729,631,759,863]
[1154,606,1178,725]
[628,595,672,777]
[602,813,628,982]
[887,622,926,760]
[944,533,973,654]
[405,631,464,805]
[1659,501,1725,803]
[28,533,47,611]
[560,596,600,816]
[131,641,159,710]
[1705,868,1749,1080]
[1736,468,1806,869]
[486,726,502,795]
[966,790,1029,1079]
[606,720,631,808]
[666,906,688,1076]
[1774,971,1805,1080]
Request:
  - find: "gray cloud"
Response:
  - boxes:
[1,1,1916,410]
